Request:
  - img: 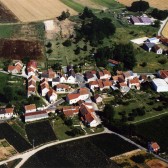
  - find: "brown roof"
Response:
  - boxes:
[56,84,70,89]
[103,70,111,76]
[8,65,16,72]
[116,70,123,75]
[97,79,103,88]
[108,59,120,65]
[90,70,97,75]
[27,60,37,69]
[15,64,22,72]
[85,112,94,123]
[47,88,57,97]
[79,88,89,95]
[130,77,140,84]
[25,110,47,116]
[28,87,36,92]
[67,93,80,100]
[160,70,168,79]
[5,108,14,114]
[153,45,161,51]
[119,82,127,87]
[63,106,79,117]
[41,82,49,90]
[89,81,98,86]
[151,142,160,150]
[28,80,36,87]
[28,75,37,81]
[102,79,112,87]
[25,104,36,111]
[94,94,101,100]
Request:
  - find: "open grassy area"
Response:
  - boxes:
[91,0,124,9]
[113,90,168,123]
[60,0,85,12]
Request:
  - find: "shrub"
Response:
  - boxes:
[140,62,147,67]
[158,58,167,64]
[131,155,145,163]
[62,39,72,47]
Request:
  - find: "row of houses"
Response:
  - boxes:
[0,108,14,119]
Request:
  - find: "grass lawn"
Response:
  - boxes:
[113,90,168,123]
[60,0,85,12]
[0,24,20,38]
[91,0,124,9]
[51,117,73,140]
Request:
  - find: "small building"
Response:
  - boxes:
[146,37,160,44]
[85,71,97,82]
[94,94,103,104]
[44,20,55,31]
[152,78,168,92]
[143,43,155,52]
[119,82,130,93]
[152,45,163,54]
[0,108,14,119]
[98,70,111,80]
[47,88,57,103]
[25,104,36,113]
[130,16,152,25]
[55,83,70,93]
[128,77,140,90]
[108,59,120,67]
[89,81,99,91]
[66,93,80,104]
[149,142,160,153]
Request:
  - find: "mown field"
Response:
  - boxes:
[117,0,168,10]
[162,21,168,39]
[25,120,57,147]
[135,115,168,155]
[0,0,77,22]
[0,123,31,153]
[22,133,137,168]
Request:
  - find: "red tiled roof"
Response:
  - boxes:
[79,88,89,95]
[89,81,98,86]
[8,65,16,72]
[28,87,36,92]
[5,108,14,114]
[28,80,36,87]
[63,106,79,117]
[67,93,80,100]
[119,82,127,87]
[56,84,70,89]
[151,142,160,150]
[85,112,94,123]
[108,59,120,65]
[102,79,112,87]
[103,70,111,76]
[25,104,36,111]
[25,110,47,116]
[28,75,37,81]
[27,60,37,69]
[130,77,140,84]
[159,70,168,79]
[47,88,57,97]
[97,79,103,88]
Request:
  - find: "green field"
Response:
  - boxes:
[60,0,85,12]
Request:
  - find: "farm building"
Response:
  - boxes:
[143,43,155,52]
[146,37,160,44]
[44,20,56,31]
[158,70,168,83]
[152,45,163,54]
[152,78,168,92]
[130,16,152,25]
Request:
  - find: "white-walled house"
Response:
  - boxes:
[0,108,14,119]
[47,88,57,103]
[66,94,80,104]
[24,104,36,113]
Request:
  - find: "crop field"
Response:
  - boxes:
[0,123,31,153]
[135,115,168,154]
[162,21,168,39]
[117,0,168,10]
[22,133,137,168]
[25,121,57,147]
[0,0,77,23]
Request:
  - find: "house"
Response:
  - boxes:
[66,93,80,104]
[98,70,111,80]
[41,69,56,81]
[123,71,134,80]
[128,77,140,90]
[94,94,103,104]
[25,104,36,113]
[47,88,57,103]
[63,106,79,117]
[108,59,120,67]
[60,75,67,83]
[8,64,22,74]
[0,108,14,119]
[85,71,97,82]
[52,77,60,87]
[119,82,130,93]
[66,88,89,104]
[146,37,160,44]
[158,70,168,83]
[80,104,99,127]
[27,60,38,77]
[40,80,50,96]
[149,142,160,153]
[152,78,168,92]
[24,110,48,122]
[89,81,99,91]
[55,84,70,93]
[143,43,155,52]
[102,79,112,90]
[152,45,163,54]
[112,75,125,84]
[67,69,76,83]
[27,75,37,97]
[79,88,89,100]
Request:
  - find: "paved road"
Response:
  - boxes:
[46,98,65,110]
[158,17,168,36]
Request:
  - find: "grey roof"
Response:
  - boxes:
[85,72,94,79]
[144,42,155,48]
[41,73,49,78]
[53,77,60,82]
[140,17,152,23]
[131,16,141,23]
[0,108,5,114]
[76,74,85,83]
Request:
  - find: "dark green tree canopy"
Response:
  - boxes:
[129,0,149,12]
[79,7,95,20]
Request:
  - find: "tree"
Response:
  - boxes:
[57,10,70,21]
[129,0,149,12]
[62,39,72,47]
[70,127,84,136]
[51,63,61,71]
[103,104,115,123]
[64,118,73,126]
[74,46,81,55]
[79,7,95,20]
[46,41,52,48]
[153,20,161,28]
[131,155,145,164]
[151,8,168,20]
[46,49,53,54]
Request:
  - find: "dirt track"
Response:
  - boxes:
[0,0,77,22]
[117,0,168,10]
